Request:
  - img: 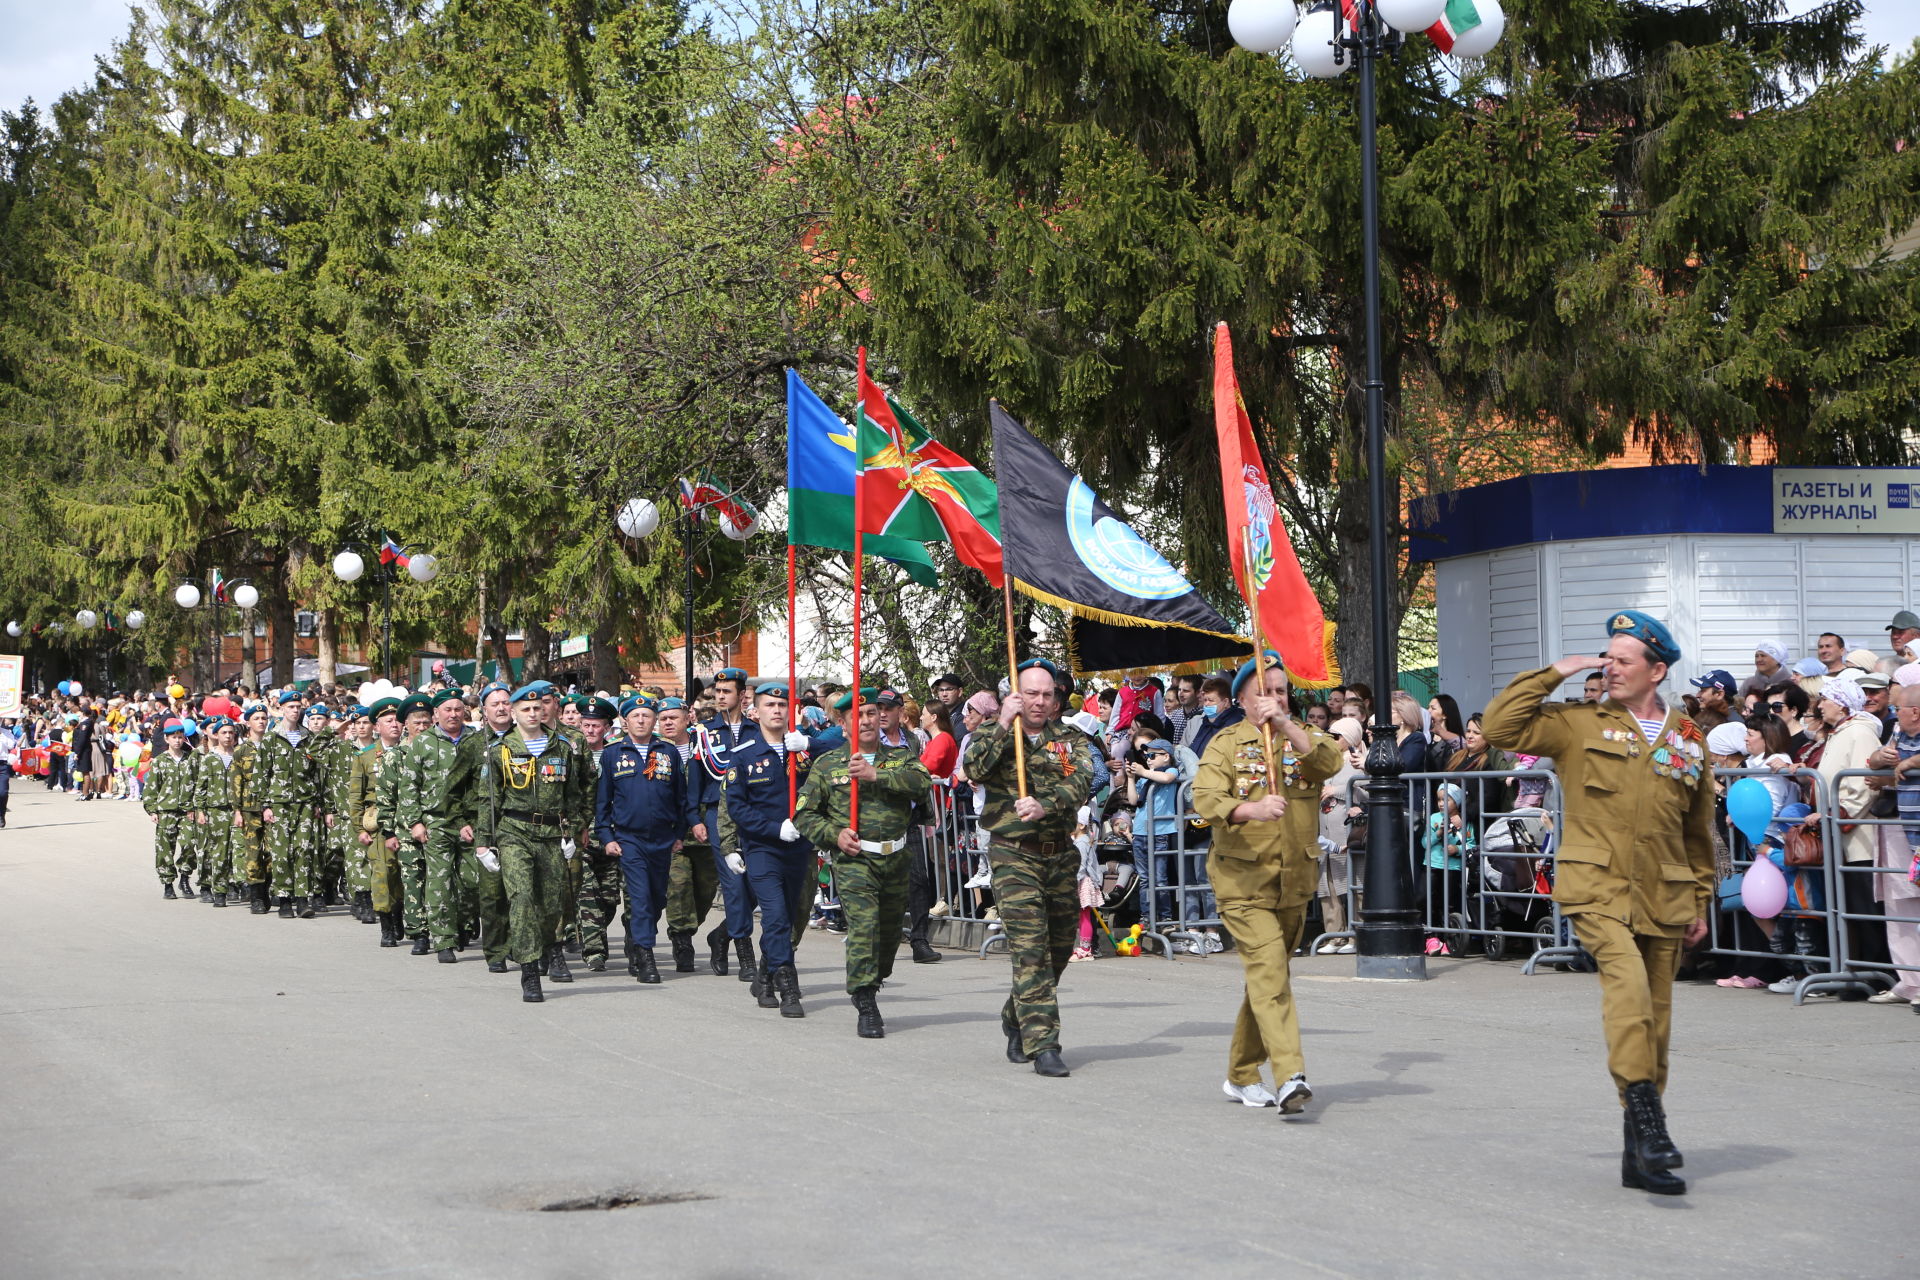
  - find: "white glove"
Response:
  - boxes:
[725,851,746,874]
[783,731,808,753]
[560,837,577,862]
[476,848,500,873]
[779,819,800,842]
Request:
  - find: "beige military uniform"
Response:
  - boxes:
[1192,718,1342,1087]
[1481,665,1716,1100]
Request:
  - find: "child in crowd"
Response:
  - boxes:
[1423,782,1474,956]
[1070,819,1102,962]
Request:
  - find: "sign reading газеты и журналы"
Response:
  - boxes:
[1773,468,1920,534]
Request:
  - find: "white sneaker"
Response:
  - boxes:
[1274,1073,1313,1115]
[928,899,950,918]
[1766,977,1799,994]
[1203,932,1225,954]
[1866,990,1907,1004]
[1314,939,1338,955]
[1222,1079,1276,1107]
[1335,941,1356,955]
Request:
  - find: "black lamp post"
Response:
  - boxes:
[1228,0,1506,978]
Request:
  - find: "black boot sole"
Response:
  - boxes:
[1622,1155,1686,1195]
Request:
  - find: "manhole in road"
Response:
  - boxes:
[536,1189,714,1212]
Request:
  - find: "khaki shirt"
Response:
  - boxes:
[1481,666,1715,935]
[1192,719,1342,907]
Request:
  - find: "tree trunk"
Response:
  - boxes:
[239,609,258,692]
[474,572,489,681]
[522,617,551,682]
[484,612,513,685]
[267,550,296,691]
[317,608,339,691]
[590,616,622,693]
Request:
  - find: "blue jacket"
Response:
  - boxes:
[665,738,715,839]
[724,735,812,855]
[696,715,757,829]
[595,738,690,847]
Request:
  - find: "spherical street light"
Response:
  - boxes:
[125,610,146,630]
[1445,0,1505,57]
[5,621,20,638]
[1227,0,1297,52]
[406,552,438,583]
[76,609,98,630]
[617,498,661,540]
[719,512,757,542]
[232,583,260,610]
[332,550,365,584]
[175,583,202,609]
[1293,5,1346,78]
[1376,0,1448,34]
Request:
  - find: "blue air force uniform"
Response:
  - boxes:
[723,734,813,971]
[698,713,761,940]
[595,735,691,950]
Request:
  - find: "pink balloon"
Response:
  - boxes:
[1741,855,1789,920]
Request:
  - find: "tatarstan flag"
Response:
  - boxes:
[785,370,938,587]
[853,351,1004,586]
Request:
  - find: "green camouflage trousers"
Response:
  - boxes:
[474,859,509,964]
[837,848,910,993]
[558,842,584,943]
[575,854,626,962]
[665,842,719,936]
[499,821,567,966]
[424,827,478,951]
[266,807,320,899]
[237,817,267,885]
[988,841,1080,1056]
[396,838,428,937]
[319,815,348,887]
[368,833,402,914]
[153,813,192,882]
[192,815,240,894]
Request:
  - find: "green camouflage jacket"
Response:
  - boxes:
[231,737,266,816]
[474,726,589,846]
[399,726,478,832]
[960,719,1094,846]
[794,742,933,850]
[143,749,197,814]
[189,749,237,812]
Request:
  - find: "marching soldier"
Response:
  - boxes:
[657,697,723,974]
[353,698,406,947]
[573,697,626,972]
[474,684,591,1003]
[257,692,325,919]
[721,682,814,1017]
[233,702,271,913]
[794,688,934,1038]
[960,659,1093,1077]
[1481,610,1715,1197]
[387,693,434,951]
[459,681,516,972]
[145,719,196,899]
[401,689,481,965]
[336,707,377,924]
[189,716,242,907]
[1192,649,1342,1116]
[699,667,761,983]
[596,695,690,984]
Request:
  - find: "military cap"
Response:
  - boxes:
[1854,670,1891,691]
[368,697,402,721]
[161,718,186,735]
[832,686,879,711]
[302,703,333,720]
[398,693,434,718]
[1231,648,1284,698]
[581,697,618,722]
[755,681,791,701]
[431,687,467,707]
[340,705,366,720]
[713,665,750,685]
[508,684,543,705]
[242,701,267,717]
[1017,657,1072,695]
[617,694,657,718]
[1606,610,1680,666]
[655,697,687,712]
[874,686,905,707]
[201,715,235,732]
[477,680,511,702]
[275,689,302,705]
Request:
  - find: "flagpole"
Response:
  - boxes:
[787,542,798,818]
[850,349,868,829]
[1000,573,1027,798]
[1239,527,1278,782]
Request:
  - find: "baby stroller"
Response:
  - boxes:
[1466,807,1555,960]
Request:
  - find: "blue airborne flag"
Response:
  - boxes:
[786,370,938,587]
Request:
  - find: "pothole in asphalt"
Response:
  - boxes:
[534,1189,714,1212]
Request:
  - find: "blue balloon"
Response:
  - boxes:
[55,680,70,696]
[1726,776,1776,845]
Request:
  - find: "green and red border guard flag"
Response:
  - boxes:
[1213,323,1339,688]
[854,354,1004,586]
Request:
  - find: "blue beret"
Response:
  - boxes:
[340,705,366,720]
[1017,658,1072,694]
[477,681,511,701]
[275,689,302,705]
[656,697,686,711]
[1606,610,1680,666]
[755,681,790,700]
[242,701,266,717]
[508,684,543,705]
[617,695,656,718]
[201,716,234,732]
[303,704,333,720]
[1231,649,1283,698]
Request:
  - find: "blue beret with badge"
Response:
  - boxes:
[755,681,790,701]
[1017,657,1072,695]
[1606,610,1680,666]
[1231,648,1283,698]
[508,684,543,705]
[275,689,302,706]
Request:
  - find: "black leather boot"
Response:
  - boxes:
[1622,1111,1686,1195]
[669,931,696,973]
[379,912,399,947]
[438,948,457,963]
[1003,1014,1032,1064]
[250,884,269,914]
[631,948,660,984]
[178,876,194,898]
[1032,1049,1071,1078]
[911,939,942,964]
[162,881,177,900]
[487,958,508,973]
[295,896,315,919]
[755,960,780,1009]
[852,986,884,1038]
[521,966,544,1003]
[1623,1081,1683,1171]
[277,896,294,919]
[547,944,574,984]
[199,884,213,904]
[212,892,227,908]
[734,936,756,984]
[775,964,805,1018]
[708,925,730,975]
[410,934,431,955]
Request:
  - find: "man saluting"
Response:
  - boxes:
[1481,610,1715,1197]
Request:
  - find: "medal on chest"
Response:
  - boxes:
[1233,742,1268,799]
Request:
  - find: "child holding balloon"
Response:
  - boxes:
[1714,721,1802,989]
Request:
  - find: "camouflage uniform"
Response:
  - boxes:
[961,720,1094,1056]
[316,730,360,900]
[347,742,398,913]
[794,742,933,993]
[664,737,719,940]
[460,728,513,965]
[145,748,197,885]
[555,722,592,942]
[399,726,479,952]
[231,737,268,887]
[255,727,324,901]
[189,748,240,896]
[475,726,589,967]
[379,735,427,938]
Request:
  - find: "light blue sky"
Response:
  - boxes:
[2,1,1917,116]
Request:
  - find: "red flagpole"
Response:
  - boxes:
[850,349,866,831]
[787,541,798,817]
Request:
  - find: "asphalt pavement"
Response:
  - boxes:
[0,783,1913,1279]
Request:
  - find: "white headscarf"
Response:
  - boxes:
[1754,641,1789,668]
[1705,722,1749,758]
[1821,671,1866,716]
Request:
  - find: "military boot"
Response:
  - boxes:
[1623,1082,1683,1171]
[162,881,177,900]
[1621,1111,1686,1195]
[911,939,942,964]
[410,934,431,956]
[775,964,805,1018]
[547,944,574,984]
[438,948,457,963]
[632,948,661,985]
[852,986,884,1038]
[277,896,294,919]
[178,875,194,898]
[250,884,270,914]
[734,936,756,984]
[707,925,730,976]
[754,961,780,1009]
[199,884,213,904]
[379,912,400,947]
[295,896,315,919]
[668,931,696,973]
[212,892,227,908]
[1003,1013,1032,1064]
[521,966,544,1003]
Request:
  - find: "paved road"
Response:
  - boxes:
[0,783,1913,1278]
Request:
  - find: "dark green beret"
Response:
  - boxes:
[832,686,879,711]
[431,688,467,707]
[368,697,402,721]
[398,694,433,719]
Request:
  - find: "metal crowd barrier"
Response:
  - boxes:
[1810,768,1918,1004]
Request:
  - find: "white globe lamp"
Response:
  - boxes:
[125,610,146,630]
[1445,0,1505,57]
[406,552,438,583]
[174,583,202,609]
[4,621,19,637]
[617,498,660,539]
[1376,0,1448,34]
[332,550,364,584]
[1293,5,1347,78]
[76,609,98,630]
[1227,0,1298,53]
[232,583,260,610]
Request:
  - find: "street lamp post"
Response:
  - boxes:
[1230,0,1505,979]
[331,544,438,683]
[618,493,755,697]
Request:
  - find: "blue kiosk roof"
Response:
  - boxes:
[1408,465,1775,563]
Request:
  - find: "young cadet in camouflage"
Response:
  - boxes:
[572,697,624,972]
[794,689,933,1038]
[475,684,591,1003]
[189,717,241,906]
[333,709,376,921]
[960,660,1093,1077]
[315,708,362,914]
[459,682,515,971]
[352,699,405,945]
[303,706,348,914]
[145,720,196,898]
[399,689,480,963]
[257,694,328,917]
[232,703,271,912]
[386,694,434,951]
[1191,650,1343,1117]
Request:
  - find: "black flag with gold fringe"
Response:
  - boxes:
[991,402,1245,675]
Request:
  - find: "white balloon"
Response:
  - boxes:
[332,550,365,583]
[75,609,98,630]
[356,681,378,707]
[617,497,660,539]
[406,552,439,583]
[1293,5,1346,78]
[1227,0,1298,53]
[69,679,82,694]
[232,583,260,610]
[1376,0,1448,35]
[1445,0,1505,58]
[125,610,146,630]
[174,583,202,609]
[4,621,19,637]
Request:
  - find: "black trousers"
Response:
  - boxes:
[906,827,934,944]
